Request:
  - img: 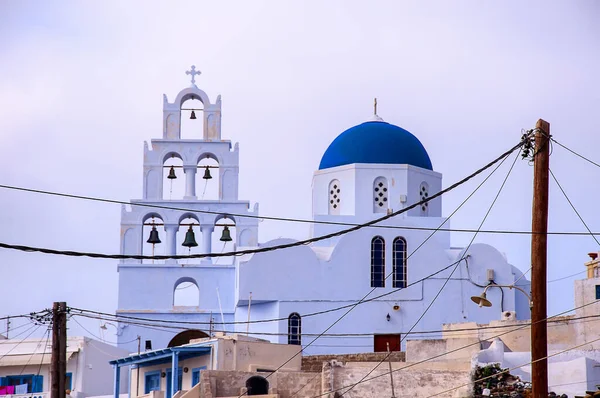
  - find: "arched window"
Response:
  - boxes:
[393,237,407,288]
[419,182,429,216]
[173,279,199,307]
[328,180,341,215]
[373,177,388,213]
[371,236,385,288]
[288,313,301,345]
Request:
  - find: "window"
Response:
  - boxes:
[596,285,600,300]
[144,371,161,394]
[288,313,301,345]
[3,375,43,393]
[191,367,206,387]
[328,180,341,215]
[419,182,429,215]
[371,236,385,288]
[66,373,72,391]
[373,177,388,213]
[393,237,407,288]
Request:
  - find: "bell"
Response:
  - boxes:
[202,166,212,180]
[167,166,177,179]
[190,110,197,120]
[182,226,198,248]
[220,226,233,242]
[146,226,161,245]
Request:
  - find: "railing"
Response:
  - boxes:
[0,393,48,398]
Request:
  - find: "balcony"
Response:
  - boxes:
[0,393,48,398]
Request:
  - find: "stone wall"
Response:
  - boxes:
[198,370,321,398]
[301,351,406,372]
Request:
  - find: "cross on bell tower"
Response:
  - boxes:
[185,65,201,86]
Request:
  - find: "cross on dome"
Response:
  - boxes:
[371,97,384,122]
[185,65,201,86]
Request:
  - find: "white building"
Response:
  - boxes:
[109,334,301,398]
[116,67,531,356]
[0,336,128,398]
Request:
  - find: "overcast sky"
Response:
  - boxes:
[0,1,599,343]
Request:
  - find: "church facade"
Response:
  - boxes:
[116,69,531,355]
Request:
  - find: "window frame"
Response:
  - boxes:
[288,313,302,346]
[371,236,385,288]
[191,366,206,387]
[144,370,161,394]
[392,237,407,288]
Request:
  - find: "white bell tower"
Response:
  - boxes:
[116,66,259,352]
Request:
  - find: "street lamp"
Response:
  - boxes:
[470,284,532,309]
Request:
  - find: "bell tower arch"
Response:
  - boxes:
[116,66,260,353]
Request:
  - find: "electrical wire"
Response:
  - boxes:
[69,311,600,338]
[337,146,521,398]
[34,327,51,381]
[550,168,600,248]
[307,298,600,398]
[18,326,49,375]
[0,138,526,261]
[70,317,139,345]
[551,137,600,169]
[0,323,43,361]
[2,184,600,237]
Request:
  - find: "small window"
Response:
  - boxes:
[145,371,161,394]
[595,285,600,300]
[191,367,206,387]
[373,177,389,213]
[288,313,301,345]
[66,373,72,391]
[371,236,385,288]
[393,237,407,288]
[374,334,401,352]
[419,182,429,215]
[328,180,341,215]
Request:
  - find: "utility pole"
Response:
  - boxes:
[386,342,396,398]
[136,336,141,396]
[530,120,550,398]
[51,302,67,398]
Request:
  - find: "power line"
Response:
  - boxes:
[549,168,600,248]
[551,137,600,169]
[337,147,520,398]
[3,182,600,237]
[0,138,529,262]
[307,298,600,398]
[69,311,600,338]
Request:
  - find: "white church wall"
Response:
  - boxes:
[312,166,356,216]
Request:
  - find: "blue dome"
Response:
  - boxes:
[319,120,433,170]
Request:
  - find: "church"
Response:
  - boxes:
[115,67,531,355]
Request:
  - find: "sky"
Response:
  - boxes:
[0,0,599,343]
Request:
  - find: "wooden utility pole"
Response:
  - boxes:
[51,302,67,398]
[530,120,550,398]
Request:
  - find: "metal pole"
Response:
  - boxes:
[530,119,550,398]
[58,302,67,398]
[246,292,252,335]
[136,336,141,396]
[386,342,396,398]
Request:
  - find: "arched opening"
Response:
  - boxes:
[288,313,301,345]
[196,155,220,200]
[173,279,200,307]
[373,177,389,213]
[212,216,236,265]
[180,96,204,139]
[245,376,269,396]
[392,237,407,288]
[142,213,165,264]
[167,329,209,348]
[163,154,185,200]
[328,180,341,215]
[371,236,385,288]
[177,216,200,260]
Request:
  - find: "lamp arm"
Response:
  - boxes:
[484,283,533,309]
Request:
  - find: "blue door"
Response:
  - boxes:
[166,368,182,398]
